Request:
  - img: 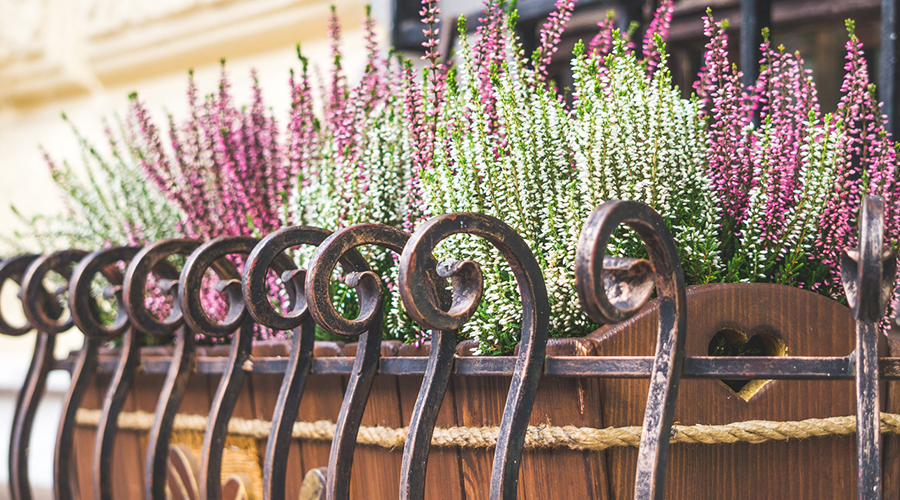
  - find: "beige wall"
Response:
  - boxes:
[0,0,389,495]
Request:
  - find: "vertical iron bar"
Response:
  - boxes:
[178,236,260,500]
[399,329,455,500]
[740,0,771,89]
[0,255,39,500]
[92,328,142,500]
[575,201,687,500]
[242,226,348,500]
[856,321,882,499]
[54,337,100,500]
[9,331,55,500]
[842,196,894,500]
[121,238,200,500]
[398,213,548,500]
[882,0,900,134]
[17,251,85,500]
[305,224,410,500]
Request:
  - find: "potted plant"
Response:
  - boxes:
[5,0,900,498]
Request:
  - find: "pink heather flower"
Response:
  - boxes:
[818,21,900,295]
[420,0,444,97]
[287,51,319,197]
[401,61,429,234]
[694,12,755,225]
[642,0,673,75]
[752,41,819,244]
[326,6,349,130]
[533,0,575,81]
[589,11,617,57]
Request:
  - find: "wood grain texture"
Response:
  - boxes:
[342,340,404,499]
[64,283,893,499]
[396,341,464,500]
[519,339,610,500]
[453,339,514,500]
[590,283,892,500]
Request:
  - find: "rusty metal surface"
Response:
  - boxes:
[242,225,365,500]
[3,195,898,500]
[305,224,405,500]
[576,200,686,500]
[0,255,40,500]
[124,238,200,500]
[179,236,291,500]
[62,247,138,500]
[841,196,896,500]
[13,250,85,500]
[399,212,549,500]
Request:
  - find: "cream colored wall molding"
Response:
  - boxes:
[0,0,364,107]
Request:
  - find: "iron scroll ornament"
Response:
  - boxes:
[123,238,201,500]
[840,195,897,500]
[304,224,408,500]
[242,226,369,500]
[0,254,42,500]
[575,200,687,500]
[398,212,549,500]
[12,251,86,500]
[178,236,292,500]
[61,247,139,500]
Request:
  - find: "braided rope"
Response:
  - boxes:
[74,409,900,451]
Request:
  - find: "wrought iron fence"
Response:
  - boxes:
[1,195,895,500]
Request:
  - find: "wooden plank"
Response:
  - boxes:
[396,341,464,500]
[519,339,610,500]
[591,283,883,499]
[452,338,516,500]
[111,372,164,500]
[343,340,404,499]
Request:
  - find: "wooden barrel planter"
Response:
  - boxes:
[66,282,899,499]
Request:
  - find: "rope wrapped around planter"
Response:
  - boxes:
[74,408,900,452]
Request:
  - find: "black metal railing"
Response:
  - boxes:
[0,194,895,500]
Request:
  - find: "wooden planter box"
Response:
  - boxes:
[69,283,900,499]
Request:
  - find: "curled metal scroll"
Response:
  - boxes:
[71,247,140,500]
[399,213,547,500]
[54,247,137,500]
[575,200,686,500]
[1,254,40,500]
[11,250,84,500]
[123,238,202,500]
[840,195,896,500]
[0,255,39,337]
[305,224,408,500]
[243,226,367,500]
[180,236,291,500]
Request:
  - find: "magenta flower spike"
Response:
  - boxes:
[641,0,673,74]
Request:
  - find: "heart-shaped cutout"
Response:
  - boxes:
[707,327,788,401]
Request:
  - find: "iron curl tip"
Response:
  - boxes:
[575,200,680,325]
[305,224,407,338]
[179,236,254,337]
[242,226,351,332]
[22,250,89,334]
[0,254,40,336]
[841,195,898,323]
[124,238,201,337]
[399,217,484,332]
[398,211,548,500]
[69,246,139,341]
